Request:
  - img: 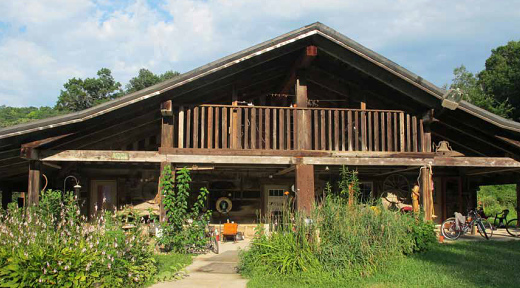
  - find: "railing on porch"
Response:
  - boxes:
[170,104,427,152]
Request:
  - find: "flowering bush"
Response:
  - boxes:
[0,190,156,287]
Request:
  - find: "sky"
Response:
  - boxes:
[0,0,519,107]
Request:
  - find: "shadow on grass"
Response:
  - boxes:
[409,240,520,288]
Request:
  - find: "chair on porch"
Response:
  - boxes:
[222,223,238,242]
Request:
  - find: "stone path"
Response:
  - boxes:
[150,240,250,288]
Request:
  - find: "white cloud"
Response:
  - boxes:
[0,0,519,106]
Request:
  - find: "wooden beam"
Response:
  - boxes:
[42,162,61,169]
[465,167,520,176]
[435,120,515,155]
[296,164,315,214]
[274,165,295,176]
[313,37,439,108]
[36,149,520,168]
[27,160,41,206]
[374,166,420,177]
[279,46,317,95]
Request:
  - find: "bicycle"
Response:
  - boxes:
[205,224,220,254]
[505,207,520,237]
[441,209,494,240]
[492,209,509,229]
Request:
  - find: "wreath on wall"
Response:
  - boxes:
[216,197,232,214]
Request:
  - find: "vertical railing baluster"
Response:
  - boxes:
[380,112,386,151]
[186,107,192,148]
[265,108,271,149]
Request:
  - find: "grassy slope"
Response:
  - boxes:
[246,241,520,288]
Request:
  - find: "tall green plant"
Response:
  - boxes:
[159,166,210,252]
[239,168,436,284]
[338,167,359,202]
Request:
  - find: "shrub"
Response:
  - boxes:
[0,190,156,287]
[158,166,211,253]
[405,214,437,253]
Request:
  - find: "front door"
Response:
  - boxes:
[264,185,290,215]
[90,180,117,216]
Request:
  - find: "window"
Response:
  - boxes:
[269,189,284,197]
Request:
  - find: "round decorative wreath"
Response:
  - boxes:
[216,197,232,213]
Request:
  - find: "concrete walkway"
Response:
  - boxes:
[151,240,250,288]
[439,227,520,242]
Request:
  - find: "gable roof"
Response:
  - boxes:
[1,22,520,145]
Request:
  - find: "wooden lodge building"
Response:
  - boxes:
[2,23,520,225]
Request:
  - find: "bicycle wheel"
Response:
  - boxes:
[477,219,493,240]
[441,218,461,240]
[506,219,520,237]
[211,236,219,254]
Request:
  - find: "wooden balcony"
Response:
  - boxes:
[165,104,429,154]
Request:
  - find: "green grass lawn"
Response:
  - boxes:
[245,240,520,288]
[144,253,193,286]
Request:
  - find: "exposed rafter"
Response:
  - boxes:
[279,46,317,95]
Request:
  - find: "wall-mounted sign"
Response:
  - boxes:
[111,152,129,160]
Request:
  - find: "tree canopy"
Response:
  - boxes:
[125,69,180,94]
[478,40,520,120]
[55,68,123,112]
[449,65,513,118]
[1,67,180,127]
[0,106,66,127]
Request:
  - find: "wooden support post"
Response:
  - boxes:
[296,164,315,214]
[420,166,433,221]
[159,100,174,222]
[161,100,174,149]
[296,71,311,150]
[27,160,41,206]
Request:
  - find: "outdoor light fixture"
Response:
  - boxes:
[63,175,82,198]
[325,166,330,171]
[441,88,463,110]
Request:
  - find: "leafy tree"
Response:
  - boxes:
[478,40,520,120]
[55,68,123,112]
[125,68,179,94]
[449,65,513,118]
[0,105,66,127]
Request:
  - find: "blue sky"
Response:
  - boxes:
[0,0,519,107]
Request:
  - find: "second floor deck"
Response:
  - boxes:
[160,104,430,155]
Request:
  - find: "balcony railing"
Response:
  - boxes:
[168,105,427,153]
